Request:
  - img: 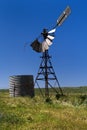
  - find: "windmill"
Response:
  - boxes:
[30,6,71,100]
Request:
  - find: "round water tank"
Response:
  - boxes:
[9,75,34,97]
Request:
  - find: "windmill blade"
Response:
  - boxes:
[57,6,71,26]
[42,40,49,52]
[46,38,52,46]
[47,35,55,40]
[48,28,56,34]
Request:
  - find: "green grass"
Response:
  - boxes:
[0,87,87,130]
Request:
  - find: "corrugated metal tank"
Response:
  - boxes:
[9,75,34,97]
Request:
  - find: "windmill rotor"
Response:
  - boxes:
[30,28,56,52]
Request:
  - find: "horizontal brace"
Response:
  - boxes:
[36,78,56,80]
[40,66,53,69]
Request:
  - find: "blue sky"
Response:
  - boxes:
[0,0,87,89]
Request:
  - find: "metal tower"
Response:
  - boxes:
[35,50,63,98]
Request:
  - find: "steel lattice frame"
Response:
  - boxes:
[35,50,63,98]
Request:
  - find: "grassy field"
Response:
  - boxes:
[0,87,87,130]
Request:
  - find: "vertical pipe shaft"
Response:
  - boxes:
[44,50,49,97]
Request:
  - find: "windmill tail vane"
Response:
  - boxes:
[30,6,71,53]
[56,6,71,27]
